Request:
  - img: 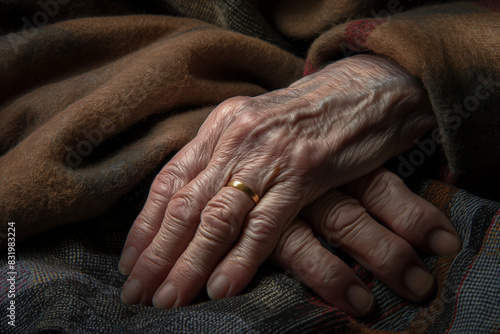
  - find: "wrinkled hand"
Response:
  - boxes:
[118,55,438,312]
[272,168,460,316]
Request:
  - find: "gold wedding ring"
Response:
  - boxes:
[226,180,260,205]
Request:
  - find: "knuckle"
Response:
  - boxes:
[292,257,320,282]
[361,170,394,208]
[287,141,322,172]
[150,168,184,201]
[314,258,347,287]
[247,213,280,242]
[275,223,313,263]
[231,109,263,136]
[164,194,196,234]
[394,199,427,234]
[367,169,392,194]
[149,179,171,207]
[199,201,238,245]
[324,197,368,241]
[228,250,256,272]
[224,95,251,107]
[142,244,175,271]
[292,247,317,277]
[291,249,345,288]
[130,216,158,244]
[215,97,267,142]
[216,96,251,116]
[369,237,412,273]
[178,254,210,279]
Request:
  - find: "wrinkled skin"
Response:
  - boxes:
[118,55,460,316]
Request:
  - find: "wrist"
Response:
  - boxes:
[333,55,432,115]
[292,54,436,158]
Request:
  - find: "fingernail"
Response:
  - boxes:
[153,282,177,309]
[404,265,434,297]
[428,229,461,256]
[118,247,138,275]
[207,275,230,300]
[121,278,143,304]
[347,284,374,316]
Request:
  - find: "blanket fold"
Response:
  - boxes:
[0,15,303,245]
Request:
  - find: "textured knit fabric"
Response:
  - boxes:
[1,0,499,333]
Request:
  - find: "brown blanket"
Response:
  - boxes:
[0,13,304,244]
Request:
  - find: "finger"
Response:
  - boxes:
[118,136,213,275]
[120,163,227,305]
[120,96,267,305]
[151,185,256,309]
[206,183,302,301]
[343,168,461,256]
[301,190,435,301]
[118,98,242,276]
[270,218,375,317]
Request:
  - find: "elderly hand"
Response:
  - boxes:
[118,55,446,313]
[272,167,460,316]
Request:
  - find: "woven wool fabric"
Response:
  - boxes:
[0,180,499,333]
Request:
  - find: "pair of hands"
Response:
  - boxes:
[118,55,461,316]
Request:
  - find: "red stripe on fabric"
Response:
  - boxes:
[307,295,354,333]
[344,19,387,52]
[445,260,475,333]
[474,0,500,12]
[445,209,500,333]
[303,57,316,76]
[440,164,458,185]
[304,19,386,76]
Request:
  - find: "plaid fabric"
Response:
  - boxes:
[1,180,499,333]
[141,0,297,53]
[0,0,297,53]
